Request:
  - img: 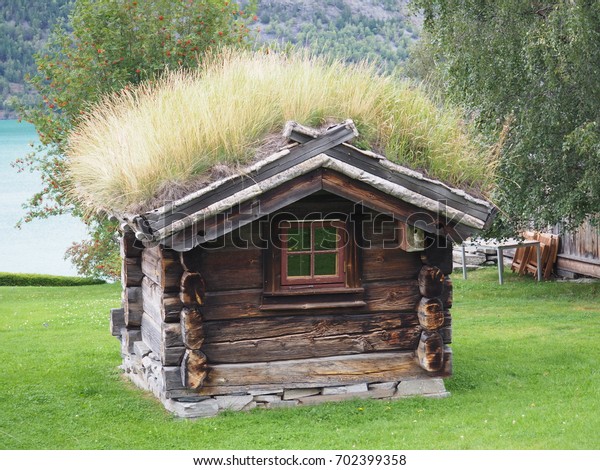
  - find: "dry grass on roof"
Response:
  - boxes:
[67,48,497,214]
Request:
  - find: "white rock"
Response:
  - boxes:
[283,388,321,400]
[322,383,368,395]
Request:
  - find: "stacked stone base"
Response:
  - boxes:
[120,340,449,419]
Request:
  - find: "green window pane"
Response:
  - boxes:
[314,253,337,275]
[287,227,311,251]
[287,254,311,277]
[314,226,338,251]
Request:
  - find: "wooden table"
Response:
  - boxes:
[461,240,542,285]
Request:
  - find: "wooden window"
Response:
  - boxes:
[262,214,364,309]
[280,220,345,287]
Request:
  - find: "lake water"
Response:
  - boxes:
[0,120,87,275]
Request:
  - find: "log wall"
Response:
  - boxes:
[112,198,453,416]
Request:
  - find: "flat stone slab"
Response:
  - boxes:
[368,381,398,391]
[164,398,219,418]
[267,399,299,409]
[322,383,368,395]
[253,395,282,404]
[395,378,448,398]
[214,395,254,411]
[283,388,321,400]
[298,388,395,405]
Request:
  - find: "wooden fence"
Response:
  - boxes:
[550,219,600,278]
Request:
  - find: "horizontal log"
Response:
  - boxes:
[180,271,205,306]
[198,246,263,291]
[363,281,421,312]
[202,326,421,363]
[201,282,420,321]
[181,349,208,390]
[204,312,419,343]
[418,265,445,298]
[258,301,366,311]
[142,277,182,323]
[417,297,445,331]
[121,257,143,287]
[416,330,444,373]
[362,248,423,282]
[110,308,125,337]
[360,211,399,249]
[181,307,204,350]
[199,351,427,396]
[162,347,452,398]
[141,313,184,366]
[141,245,183,292]
[123,286,143,327]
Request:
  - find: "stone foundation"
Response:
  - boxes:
[120,339,449,419]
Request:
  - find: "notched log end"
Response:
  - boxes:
[418,265,445,298]
[181,349,209,390]
[417,297,445,331]
[181,306,205,350]
[180,272,206,306]
[416,330,444,373]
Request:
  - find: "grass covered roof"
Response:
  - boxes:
[67,49,496,214]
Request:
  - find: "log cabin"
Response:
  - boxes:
[110,120,496,418]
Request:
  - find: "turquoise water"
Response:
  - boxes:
[0,120,87,275]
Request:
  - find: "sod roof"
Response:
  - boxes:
[66,49,496,216]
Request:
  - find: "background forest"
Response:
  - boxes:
[0,0,418,118]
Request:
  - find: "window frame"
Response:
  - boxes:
[262,206,364,302]
[280,220,346,287]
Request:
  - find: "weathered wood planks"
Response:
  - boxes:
[123,286,143,327]
[142,277,182,323]
[362,248,423,282]
[197,246,263,291]
[141,313,184,366]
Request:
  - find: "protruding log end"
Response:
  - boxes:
[416,330,444,372]
[418,265,445,298]
[417,297,445,330]
[180,272,206,306]
[181,349,209,390]
[181,307,204,350]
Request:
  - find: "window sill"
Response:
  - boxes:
[260,287,365,311]
[262,287,364,297]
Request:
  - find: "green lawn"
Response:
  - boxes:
[0,269,599,449]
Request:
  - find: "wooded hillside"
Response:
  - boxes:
[0,0,72,118]
[0,0,418,119]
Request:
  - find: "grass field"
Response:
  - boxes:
[0,268,599,450]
